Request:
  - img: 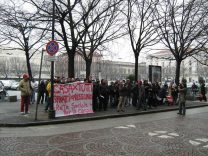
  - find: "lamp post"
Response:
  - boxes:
[35,48,45,120]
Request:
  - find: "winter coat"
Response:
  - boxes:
[38,81,46,94]
[19,79,32,96]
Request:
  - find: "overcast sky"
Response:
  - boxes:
[1,0,166,63]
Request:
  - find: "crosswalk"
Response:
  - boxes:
[148,131,179,139]
[189,138,208,148]
[114,124,208,149]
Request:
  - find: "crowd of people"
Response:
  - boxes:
[92,79,186,113]
[19,74,207,116]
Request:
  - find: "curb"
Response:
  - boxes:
[1,104,208,127]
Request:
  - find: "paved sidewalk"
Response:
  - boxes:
[0,99,207,127]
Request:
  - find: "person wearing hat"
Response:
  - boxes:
[19,73,32,115]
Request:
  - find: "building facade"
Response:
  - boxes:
[146,49,208,83]
[0,46,148,81]
[55,52,147,81]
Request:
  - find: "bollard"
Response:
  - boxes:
[9,96,17,102]
[48,110,55,119]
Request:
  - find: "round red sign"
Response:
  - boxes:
[46,40,59,56]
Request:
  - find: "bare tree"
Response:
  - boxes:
[0,57,9,78]
[0,0,50,79]
[125,0,159,81]
[154,0,208,85]
[26,0,124,78]
[9,57,27,79]
[77,0,125,79]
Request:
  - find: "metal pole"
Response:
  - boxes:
[49,0,55,118]
[35,48,44,120]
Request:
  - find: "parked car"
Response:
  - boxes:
[0,81,4,91]
[10,81,19,90]
[0,80,15,89]
[0,81,7,97]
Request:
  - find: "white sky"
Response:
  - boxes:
[0,0,167,63]
[105,38,166,63]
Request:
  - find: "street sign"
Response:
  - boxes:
[44,55,61,62]
[46,40,59,56]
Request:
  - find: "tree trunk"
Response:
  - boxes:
[25,50,32,79]
[175,60,181,85]
[134,54,139,82]
[85,59,92,79]
[68,52,75,78]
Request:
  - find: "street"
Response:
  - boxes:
[0,107,208,156]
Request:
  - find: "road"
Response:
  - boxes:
[0,107,208,156]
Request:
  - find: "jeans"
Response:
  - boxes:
[45,97,52,111]
[179,102,186,115]
[30,91,35,104]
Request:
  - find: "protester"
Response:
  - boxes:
[92,80,100,111]
[45,80,51,112]
[131,82,138,108]
[117,81,127,112]
[143,80,150,108]
[200,81,207,102]
[147,82,154,108]
[19,73,32,115]
[108,81,116,108]
[166,82,174,105]
[125,79,132,107]
[30,78,36,104]
[99,79,109,111]
[114,80,120,107]
[44,80,50,104]
[151,82,158,107]
[37,80,46,104]
[191,82,198,96]
[172,83,178,105]
[178,79,187,115]
[158,83,168,105]
[136,81,146,110]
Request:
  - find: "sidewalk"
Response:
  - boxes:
[0,99,208,127]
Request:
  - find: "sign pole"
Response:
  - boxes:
[49,0,56,118]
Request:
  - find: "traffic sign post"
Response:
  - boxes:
[46,40,59,119]
[46,40,59,56]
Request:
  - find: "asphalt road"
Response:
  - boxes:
[0,107,208,156]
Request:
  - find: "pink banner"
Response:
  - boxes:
[54,83,94,117]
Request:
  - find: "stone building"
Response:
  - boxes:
[0,46,148,81]
[55,52,147,81]
[146,49,208,83]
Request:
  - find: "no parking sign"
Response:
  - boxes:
[46,40,59,56]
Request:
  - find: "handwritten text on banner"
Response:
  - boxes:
[54,83,93,117]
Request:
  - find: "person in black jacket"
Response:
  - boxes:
[132,82,139,108]
[200,81,207,102]
[114,80,120,107]
[37,80,46,104]
[99,79,109,111]
[108,81,116,108]
[92,80,100,111]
